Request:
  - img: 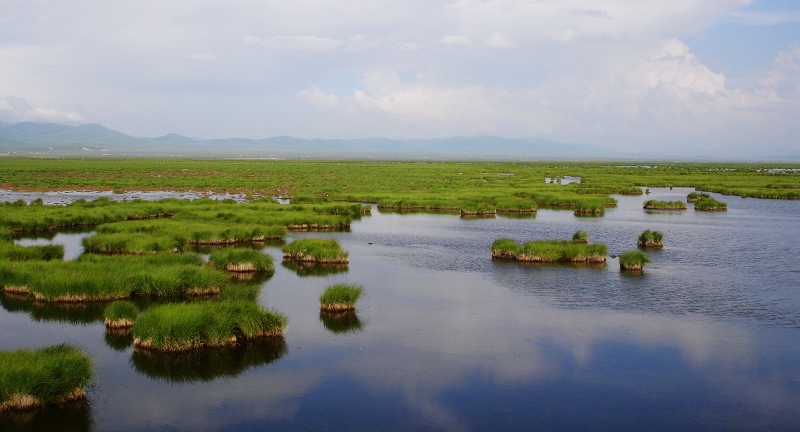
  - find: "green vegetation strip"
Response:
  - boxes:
[0,344,92,411]
[0,243,64,261]
[492,239,607,263]
[282,238,349,264]
[643,200,687,210]
[132,301,288,352]
[0,253,229,302]
[320,284,364,311]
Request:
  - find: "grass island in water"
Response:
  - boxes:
[492,238,607,263]
[320,283,364,311]
[637,230,664,248]
[282,238,349,264]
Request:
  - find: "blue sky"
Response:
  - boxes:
[0,0,798,156]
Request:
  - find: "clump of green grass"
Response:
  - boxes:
[643,200,687,210]
[492,239,607,263]
[573,201,605,215]
[103,301,139,329]
[0,344,92,411]
[282,238,349,264]
[320,284,364,311]
[687,192,710,202]
[132,301,287,352]
[619,250,651,271]
[0,243,64,261]
[572,230,589,243]
[208,249,274,273]
[637,230,663,248]
[695,196,727,211]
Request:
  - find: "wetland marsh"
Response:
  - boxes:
[1,160,800,431]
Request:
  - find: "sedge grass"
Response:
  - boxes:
[0,243,64,261]
[0,344,92,411]
[572,230,589,243]
[102,301,140,329]
[492,239,607,263]
[208,249,274,273]
[643,200,687,210]
[694,197,728,211]
[282,238,349,264]
[637,230,664,248]
[687,192,710,202]
[320,284,364,311]
[132,301,288,352]
[619,250,651,271]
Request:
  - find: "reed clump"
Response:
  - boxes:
[694,197,727,211]
[686,192,711,202]
[643,200,687,210]
[572,230,589,243]
[0,344,92,411]
[132,301,288,352]
[282,238,349,264]
[320,284,364,311]
[637,230,663,248]
[619,250,651,271]
[492,239,607,263]
[103,301,140,329]
[208,249,274,273]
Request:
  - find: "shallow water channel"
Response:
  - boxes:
[2,188,800,431]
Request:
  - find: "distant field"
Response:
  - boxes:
[0,159,798,207]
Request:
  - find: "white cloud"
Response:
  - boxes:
[0,96,85,124]
[438,35,473,46]
[244,35,343,51]
[187,53,215,61]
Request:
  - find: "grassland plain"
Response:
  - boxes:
[0,344,92,411]
[1,160,797,214]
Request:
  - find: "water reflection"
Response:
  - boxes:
[281,261,349,277]
[0,399,92,432]
[104,328,133,351]
[130,337,287,383]
[319,310,364,334]
[0,292,106,325]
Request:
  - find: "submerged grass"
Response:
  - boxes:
[208,249,274,273]
[620,250,651,271]
[492,239,607,263]
[131,301,288,352]
[282,238,349,263]
[320,284,364,311]
[638,230,664,248]
[0,344,92,411]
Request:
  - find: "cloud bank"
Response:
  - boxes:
[0,0,797,156]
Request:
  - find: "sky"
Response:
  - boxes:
[0,0,798,156]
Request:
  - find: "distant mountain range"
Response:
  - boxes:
[0,121,617,159]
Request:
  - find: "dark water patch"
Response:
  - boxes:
[319,311,364,334]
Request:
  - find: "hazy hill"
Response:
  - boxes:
[0,121,614,159]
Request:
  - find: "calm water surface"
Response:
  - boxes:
[2,188,800,431]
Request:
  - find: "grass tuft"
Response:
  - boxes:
[208,249,274,273]
[0,344,92,411]
[319,283,364,311]
[492,239,607,263]
[282,238,349,263]
[103,301,140,329]
[619,250,651,271]
[572,230,589,243]
[637,230,664,248]
[643,200,687,210]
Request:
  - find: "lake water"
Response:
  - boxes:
[2,188,800,431]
